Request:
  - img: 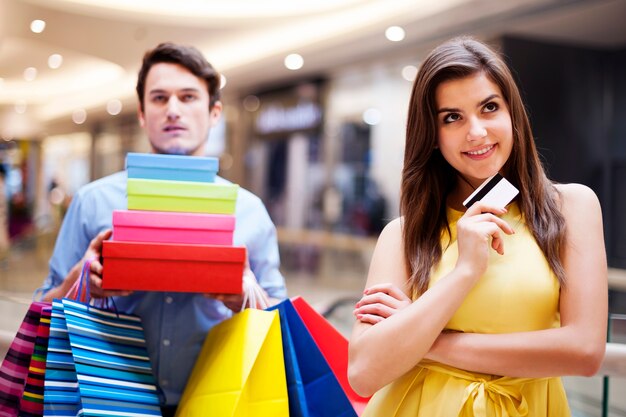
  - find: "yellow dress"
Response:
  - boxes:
[362,203,570,417]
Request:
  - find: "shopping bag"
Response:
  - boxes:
[43,299,82,417]
[43,260,161,417]
[0,301,49,417]
[176,308,289,417]
[269,299,357,417]
[19,305,52,417]
[62,298,161,416]
[291,297,370,415]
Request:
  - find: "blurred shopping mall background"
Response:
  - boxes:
[1,0,626,415]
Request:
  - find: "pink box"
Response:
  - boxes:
[112,210,235,245]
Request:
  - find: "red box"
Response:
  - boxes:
[102,241,245,294]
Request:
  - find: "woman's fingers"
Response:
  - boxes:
[354,300,399,319]
[490,229,504,255]
[458,202,515,257]
[464,201,506,217]
[356,313,384,325]
[354,284,412,322]
[467,213,515,235]
[356,290,408,310]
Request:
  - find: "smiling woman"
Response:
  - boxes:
[348,36,607,417]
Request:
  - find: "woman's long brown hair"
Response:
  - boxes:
[401,37,566,296]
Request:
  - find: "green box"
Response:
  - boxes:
[127,178,239,214]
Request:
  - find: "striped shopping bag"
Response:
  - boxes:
[20,305,52,417]
[0,301,49,417]
[43,300,80,417]
[61,298,161,416]
[42,260,161,417]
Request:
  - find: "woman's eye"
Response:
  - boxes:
[443,113,461,124]
[484,102,498,113]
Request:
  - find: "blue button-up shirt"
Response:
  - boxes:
[38,171,287,405]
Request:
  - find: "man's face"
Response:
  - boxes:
[138,62,222,156]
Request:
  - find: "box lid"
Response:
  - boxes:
[103,241,246,262]
[113,210,235,231]
[126,153,218,171]
[127,178,239,200]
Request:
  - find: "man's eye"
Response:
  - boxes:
[181,94,197,102]
[151,95,167,103]
[484,102,498,113]
[443,113,461,124]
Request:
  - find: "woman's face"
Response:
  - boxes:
[435,72,513,189]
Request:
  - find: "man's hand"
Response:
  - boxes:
[43,229,132,302]
[204,264,272,312]
[79,229,132,299]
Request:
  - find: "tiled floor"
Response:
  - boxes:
[1,233,625,416]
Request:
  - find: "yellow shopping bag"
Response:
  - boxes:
[176,309,289,417]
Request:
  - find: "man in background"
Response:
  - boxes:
[38,42,287,415]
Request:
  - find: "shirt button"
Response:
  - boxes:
[161,379,169,387]
[163,339,171,347]
[165,296,174,304]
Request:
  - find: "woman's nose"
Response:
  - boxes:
[467,118,487,141]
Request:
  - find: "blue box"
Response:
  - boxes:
[126,153,219,183]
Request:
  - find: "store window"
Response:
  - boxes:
[244,82,324,231]
[332,122,386,236]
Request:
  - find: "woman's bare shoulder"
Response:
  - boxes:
[377,217,404,243]
[553,183,600,209]
[553,183,602,227]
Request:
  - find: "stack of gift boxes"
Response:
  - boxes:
[101,153,246,294]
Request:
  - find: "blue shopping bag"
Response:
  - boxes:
[268,299,357,417]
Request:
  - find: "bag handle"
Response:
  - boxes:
[63,259,92,302]
[240,269,270,311]
[63,258,119,314]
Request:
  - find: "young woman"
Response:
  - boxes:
[348,37,607,416]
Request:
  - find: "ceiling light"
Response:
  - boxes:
[48,54,63,69]
[243,95,260,112]
[220,74,227,89]
[106,99,123,116]
[30,20,46,34]
[385,26,405,42]
[14,101,27,114]
[23,67,38,81]
[284,54,304,71]
[72,109,87,125]
[401,65,418,82]
[363,108,381,126]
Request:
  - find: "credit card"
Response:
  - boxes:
[462,173,519,209]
